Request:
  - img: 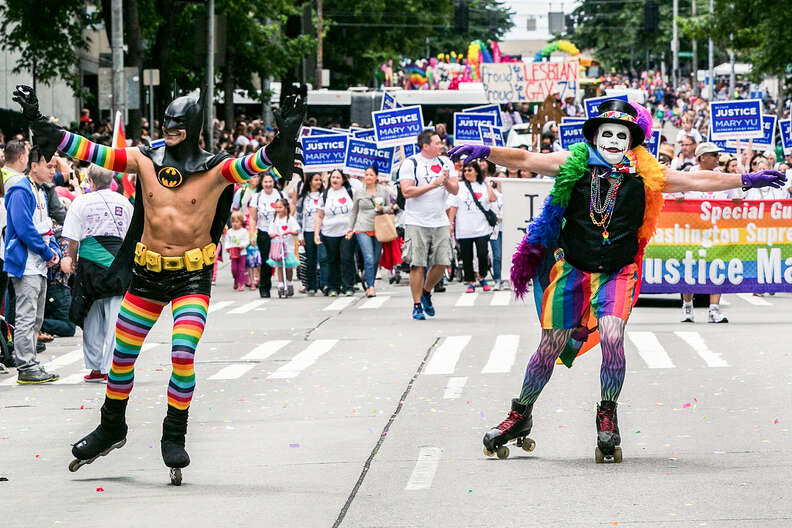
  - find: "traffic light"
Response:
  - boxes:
[454,0,469,33]
[565,14,574,35]
[644,0,659,33]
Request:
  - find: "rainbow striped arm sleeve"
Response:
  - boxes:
[220,145,276,184]
[57,130,128,172]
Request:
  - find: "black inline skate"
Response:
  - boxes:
[482,399,536,459]
[69,398,128,472]
[595,400,622,463]
[161,407,191,485]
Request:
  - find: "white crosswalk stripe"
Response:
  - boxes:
[268,339,338,379]
[674,331,729,367]
[627,331,675,368]
[454,293,477,307]
[490,292,511,306]
[323,297,355,311]
[481,335,519,374]
[405,447,443,490]
[208,301,235,314]
[207,340,292,380]
[227,300,268,314]
[359,296,390,309]
[736,293,772,306]
[442,376,467,399]
[424,336,470,375]
[54,370,90,385]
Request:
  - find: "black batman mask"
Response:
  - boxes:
[139,94,228,188]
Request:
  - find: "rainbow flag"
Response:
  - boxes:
[112,111,135,202]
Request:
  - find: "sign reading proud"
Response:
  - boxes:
[301,134,348,171]
[480,61,577,103]
[453,112,497,145]
[344,138,395,176]
[709,99,763,140]
[584,94,629,119]
[372,105,424,148]
[559,122,585,149]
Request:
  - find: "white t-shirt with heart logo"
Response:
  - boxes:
[319,187,353,237]
[252,189,282,231]
[301,191,322,233]
[449,181,493,240]
[399,154,458,228]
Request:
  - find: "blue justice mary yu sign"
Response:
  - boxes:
[372,106,424,148]
[709,99,763,140]
[584,94,629,119]
[453,112,497,145]
[344,138,395,176]
[301,134,348,171]
[559,122,585,149]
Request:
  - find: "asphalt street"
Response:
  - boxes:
[1,262,790,528]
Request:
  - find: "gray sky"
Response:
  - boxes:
[502,0,581,41]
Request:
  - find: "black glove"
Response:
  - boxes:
[266,86,308,180]
[12,84,42,121]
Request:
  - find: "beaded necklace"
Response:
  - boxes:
[589,167,623,246]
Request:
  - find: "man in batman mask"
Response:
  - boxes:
[13,84,306,484]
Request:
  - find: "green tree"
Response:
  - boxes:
[321,0,513,88]
[0,0,94,95]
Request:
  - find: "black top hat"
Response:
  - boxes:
[582,99,645,148]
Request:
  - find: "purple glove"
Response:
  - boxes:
[448,144,491,164]
[741,170,787,189]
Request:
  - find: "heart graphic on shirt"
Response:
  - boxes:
[314,199,319,205]
[281,225,288,231]
[338,197,347,204]
[269,202,276,208]
[474,192,482,200]
[430,164,443,173]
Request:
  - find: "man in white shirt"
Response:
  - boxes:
[670,134,698,170]
[399,130,459,320]
[62,166,133,382]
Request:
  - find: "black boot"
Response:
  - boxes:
[70,398,128,471]
[482,398,535,459]
[161,406,190,470]
[595,400,622,462]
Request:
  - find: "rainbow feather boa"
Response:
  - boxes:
[510,142,666,299]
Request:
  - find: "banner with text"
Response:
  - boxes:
[372,105,424,148]
[641,199,792,294]
[381,92,402,110]
[778,119,792,151]
[463,104,504,128]
[479,125,505,147]
[344,138,395,176]
[584,94,629,119]
[709,99,763,140]
[559,122,585,149]
[645,129,661,158]
[301,134,349,171]
[727,114,776,150]
[480,61,577,104]
[453,112,497,145]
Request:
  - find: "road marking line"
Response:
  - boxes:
[442,376,467,399]
[736,293,772,306]
[207,363,257,380]
[455,293,477,307]
[228,300,268,314]
[54,370,90,385]
[323,298,355,311]
[424,335,470,375]
[481,335,519,374]
[627,332,675,368]
[490,291,511,306]
[267,339,338,379]
[405,447,443,490]
[208,301,235,314]
[241,340,291,361]
[359,296,390,309]
[674,331,729,367]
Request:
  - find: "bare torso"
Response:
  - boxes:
[134,154,228,255]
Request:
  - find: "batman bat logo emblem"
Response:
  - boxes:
[157,166,183,188]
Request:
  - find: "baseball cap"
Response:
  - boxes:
[695,142,721,158]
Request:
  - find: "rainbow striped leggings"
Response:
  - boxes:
[106,265,211,411]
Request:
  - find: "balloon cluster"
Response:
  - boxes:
[378,41,522,91]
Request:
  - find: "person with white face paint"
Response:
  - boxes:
[449,99,787,464]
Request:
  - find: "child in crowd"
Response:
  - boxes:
[225,211,250,290]
[266,198,300,297]
[245,233,261,289]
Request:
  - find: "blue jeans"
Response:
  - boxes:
[355,233,382,288]
[489,232,502,282]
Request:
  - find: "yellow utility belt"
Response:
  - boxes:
[135,242,216,272]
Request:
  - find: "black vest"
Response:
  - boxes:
[558,170,645,274]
